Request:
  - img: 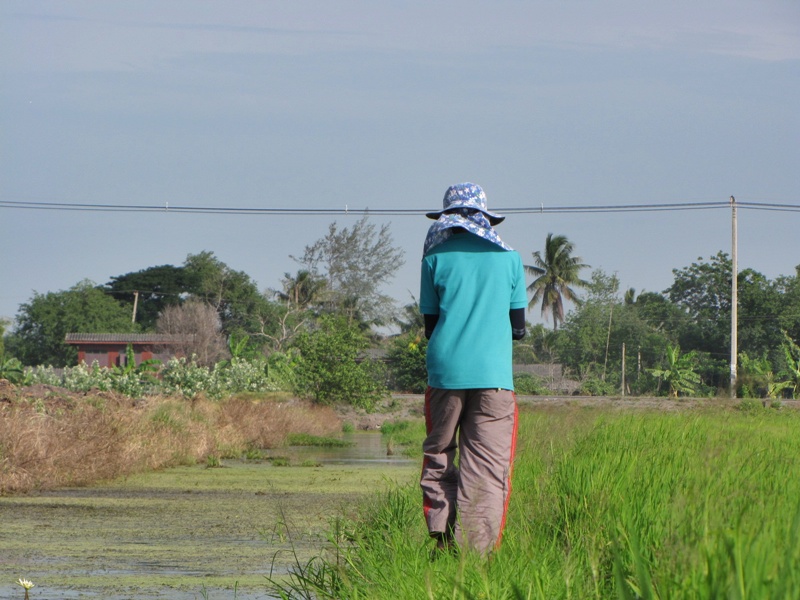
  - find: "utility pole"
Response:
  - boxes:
[730,196,738,398]
[621,342,626,397]
[132,290,139,325]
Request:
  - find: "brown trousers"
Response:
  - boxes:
[420,387,518,554]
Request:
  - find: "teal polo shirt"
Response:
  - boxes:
[420,233,528,390]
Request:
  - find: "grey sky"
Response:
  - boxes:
[1,1,798,326]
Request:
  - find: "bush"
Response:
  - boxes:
[214,358,279,395]
[266,350,302,392]
[292,315,386,410]
[578,376,617,396]
[386,335,427,393]
[513,372,549,395]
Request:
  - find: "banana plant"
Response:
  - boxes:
[780,333,800,399]
[0,354,25,384]
[648,344,701,397]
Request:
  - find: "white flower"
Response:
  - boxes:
[18,578,35,590]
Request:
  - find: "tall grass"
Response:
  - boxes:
[272,405,800,599]
[0,392,341,494]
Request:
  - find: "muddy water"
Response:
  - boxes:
[0,432,418,600]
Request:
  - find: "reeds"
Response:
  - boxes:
[0,391,341,494]
[275,405,800,599]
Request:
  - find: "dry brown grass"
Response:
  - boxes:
[0,385,341,495]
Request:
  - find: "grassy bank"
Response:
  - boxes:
[0,387,342,494]
[275,405,800,599]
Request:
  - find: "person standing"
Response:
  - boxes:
[419,182,527,555]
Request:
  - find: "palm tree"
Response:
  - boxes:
[277,270,327,309]
[525,233,590,331]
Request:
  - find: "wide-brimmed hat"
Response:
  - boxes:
[425,182,505,225]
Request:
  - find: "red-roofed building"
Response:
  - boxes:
[64,333,190,368]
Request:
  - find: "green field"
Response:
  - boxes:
[273,404,800,599]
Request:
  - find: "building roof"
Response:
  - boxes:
[65,333,193,345]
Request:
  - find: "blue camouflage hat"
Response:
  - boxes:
[425,182,505,225]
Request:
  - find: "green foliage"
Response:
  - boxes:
[577,375,617,396]
[665,254,798,390]
[386,334,427,393]
[160,356,280,399]
[525,233,590,331]
[0,318,8,355]
[292,315,386,410]
[266,350,302,392]
[648,344,701,397]
[738,352,792,399]
[0,321,24,383]
[779,333,800,399]
[667,251,732,353]
[161,357,218,398]
[104,264,192,330]
[216,357,274,395]
[293,216,405,327]
[0,355,25,384]
[513,323,558,364]
[7,280,135,367]
[183,250,270,336]
[109,344,162,396]
[513,372,549,395]
[284,409,800,599]
[285,433,353,447]
[556,271,675,394]
[276,269,327,310]
[24,355,281,400]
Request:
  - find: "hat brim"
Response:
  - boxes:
[425,209,505,226]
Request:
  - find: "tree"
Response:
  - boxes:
[291,315,386,409]
[737,268,784,365]
[513,323,558,365]
[648,344,701,397]
[183,251,268,336]
[666,252,731,358]
[276,269,327,310]
[104,264,192,330]
[395,297,425,336]
[155,299,228,366]
[293,217,405,327]
[555,270,677,395]
[775,265,800,346]
[525,233,590,331]
[6,280,135,367]
[666,253,798,390]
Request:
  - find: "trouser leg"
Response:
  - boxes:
[420,387,463,536]
[455,388,518,554]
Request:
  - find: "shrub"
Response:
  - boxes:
[386,335,427,393]
[513,372,549,395]
[292,315,386,410]
[578,376,617,396]
[213,358,279,395]
[161,357,218,399]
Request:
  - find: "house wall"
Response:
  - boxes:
[76,344,175,368]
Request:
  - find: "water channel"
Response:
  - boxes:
[0,432,418,600]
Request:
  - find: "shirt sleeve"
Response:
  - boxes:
[510,253,528,309]
[419,257,440,315]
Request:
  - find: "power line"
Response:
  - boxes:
[1,198,799,215]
